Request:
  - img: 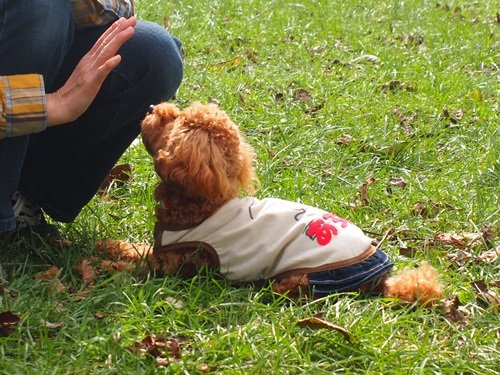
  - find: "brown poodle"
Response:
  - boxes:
[98,102,443,305]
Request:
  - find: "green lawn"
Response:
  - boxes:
[1,0,498,373]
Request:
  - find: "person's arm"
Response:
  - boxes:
[0,74,47,139]
[0,16,137,139]
[71,0,134,29]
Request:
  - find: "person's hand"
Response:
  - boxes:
[46,17,137,126]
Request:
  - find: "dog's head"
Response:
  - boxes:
[141,102,257,204]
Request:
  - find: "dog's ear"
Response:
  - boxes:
[141,103,180,156]
[237,137,259,195]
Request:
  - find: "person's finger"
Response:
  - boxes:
[96,55,122,80]
[90,17,137,56]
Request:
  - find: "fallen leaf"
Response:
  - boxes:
[76,258,98,284]
[412,200,455,218]
[0,284,18,298]
[442,295,469,327]
[350,54,379,64]
[36,266,66,294]
[337,134,352,146]
[155,357,171,367]
[443,108,465,124]
[0,311,21,337]
[304,103,324,114]
[294,88,312,102]
[35,266,60,281]
[381,80,416,92]
[207,97,220,105]
[476,248,499,263]
[130,335,182,361]
[356,177,376,206]
[163,16,170,29]
[296,316,353,342]
[389,177,407,189]
[433,231,485,250]
[98,163,131,192]
[197,363,218,373]
[392,108,415,135]
[399,244,417,257]
[472,280,500,311]
[447,250,473,266]
[401,33,425,47]
[210,56,242,70]
[73,289,91,302]
[43,320,63,330]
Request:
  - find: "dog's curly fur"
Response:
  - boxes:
[141,102,257,228]
[97,101,444,305]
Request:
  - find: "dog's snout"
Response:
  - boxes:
[147,105,155,115]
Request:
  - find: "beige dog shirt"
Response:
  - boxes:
[155,197,375,282]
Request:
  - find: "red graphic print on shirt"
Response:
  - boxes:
[305,213,350,246]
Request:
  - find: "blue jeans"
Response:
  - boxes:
[0,0,183,232]
[308,250,394,296]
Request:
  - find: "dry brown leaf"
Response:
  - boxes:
[49,278,67,294]
[399,244,417,257]
[98,163,131,192]
[294,88,312,102]
[155,357,172,367]
[389,177,407,189]
[130,335,182,361]
[35,266,60,280]
[296,316,353,342]
[197,363,218,373]
[162,16,170,29]
[447,250,473,266]
[443,108,465,124]
[337,134,352,146]
[392,108,415,135]
[43,320,63,330]
[36,266,66,294]
[0,311,21,337]
[76,258,98,284]
[442,295,469,328]
[210,56,242,70]
[476,248,499,263]
[381,80,416,92]
[433,231,483,250]
[412,200,454,218]
[73,288,91,302]
[357,177,376,206]
[472,280,500,311]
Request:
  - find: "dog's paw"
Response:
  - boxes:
[95,239,153,261]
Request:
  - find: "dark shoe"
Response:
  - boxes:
[12,192,42,228]
[9,192,71,247]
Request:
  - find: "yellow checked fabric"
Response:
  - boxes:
[0,1,134,139]
[0,75,46,139]
[71,0,134,29]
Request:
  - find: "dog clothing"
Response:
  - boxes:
[155,197,393,288]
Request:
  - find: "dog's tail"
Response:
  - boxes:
[382,262,444,305]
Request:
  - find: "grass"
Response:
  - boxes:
[1,0,499,373]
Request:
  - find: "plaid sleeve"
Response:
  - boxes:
[0,75,47,139]
[71,0,134,29]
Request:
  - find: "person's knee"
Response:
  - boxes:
[126,21,184,101]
